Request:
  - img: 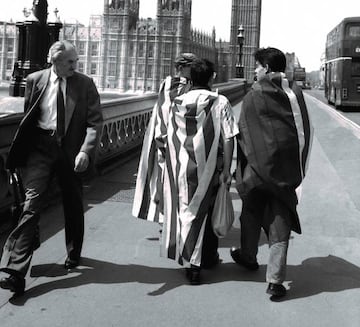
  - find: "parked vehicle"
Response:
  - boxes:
[325,17,360,108]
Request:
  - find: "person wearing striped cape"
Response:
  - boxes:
[231,47,313,298]
[160,59,239,284]
[132,53,196,223]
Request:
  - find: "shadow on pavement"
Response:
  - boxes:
[338,106,360,113]
[285,254,360,301]
[7,254,360,305]
[0,157,140,257]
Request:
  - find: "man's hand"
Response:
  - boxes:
[74,152,89,173]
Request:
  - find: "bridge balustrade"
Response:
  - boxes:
[0,80,247,218]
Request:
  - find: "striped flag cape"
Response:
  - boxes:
[235,72,313,234]
[132,76,191,222]
[160,89,238,266]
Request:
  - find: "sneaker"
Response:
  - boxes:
[266,283,287,297]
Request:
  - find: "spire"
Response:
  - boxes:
[104,0,109,14]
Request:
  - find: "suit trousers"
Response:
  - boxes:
[240,188,291,284]
[0,131,84,278]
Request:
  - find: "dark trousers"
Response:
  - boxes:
[0,132,84,278]
[200,172,220,268]
[201,207,219,266]
[240,188,291,284]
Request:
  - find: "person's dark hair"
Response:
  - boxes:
[190,58,215,88]
[174,52,197,69]
[254,47,286,73]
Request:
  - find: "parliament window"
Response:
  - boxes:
[148,44,154,58]
[7,40,14,53]
[138,43,144,58]
[108,62,116,76]
[164,43,171,58]
[129,42,135,57]
[91,63,97,75]
[91,42,99,56]
[137,64,144,78]
[78,62,84,73]
[78,41,86,55]
[147,65,153,78]
[164,65,170,76]
[109,41,117,56]
[6,58,12,70]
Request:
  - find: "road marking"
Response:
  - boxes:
[305,94,360,139]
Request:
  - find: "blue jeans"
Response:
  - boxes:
[240,189,291,284]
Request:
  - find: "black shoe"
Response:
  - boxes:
[185,266,201,285]
[201,252,221,269]
[266,283,287,297]
[0,275,25,295]
[230,247,259,271]
[64,257,80,270]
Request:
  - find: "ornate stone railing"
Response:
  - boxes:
[97,93,156,168]
[97,80,247,167]
[0,80,247,218]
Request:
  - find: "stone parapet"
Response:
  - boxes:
[0,80,247,219]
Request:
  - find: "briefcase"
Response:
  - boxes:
[9,168,25,227]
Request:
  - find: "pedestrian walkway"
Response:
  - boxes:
[0,94,359,327]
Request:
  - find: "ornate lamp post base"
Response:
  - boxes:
[236,64,244,78]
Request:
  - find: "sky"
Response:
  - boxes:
[1,0,360,72]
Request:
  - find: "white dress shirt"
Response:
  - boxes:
[38,69,67,130]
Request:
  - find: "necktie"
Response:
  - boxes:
[56,77,65,139]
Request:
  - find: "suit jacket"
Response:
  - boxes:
[6,68,103,170]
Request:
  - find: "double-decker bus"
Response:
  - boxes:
[293,67,307,88]
[325,17,360,108]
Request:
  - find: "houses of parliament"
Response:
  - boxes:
[0,0,262,93]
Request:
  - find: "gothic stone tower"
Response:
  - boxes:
[101,0,192,92]
[230,0,261,81]
[153,0,192,85]
[156,0,192,53]
[102,0,140,91]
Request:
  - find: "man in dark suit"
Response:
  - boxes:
[0,40,103,295]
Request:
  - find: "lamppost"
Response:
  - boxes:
[236,24,244,78]
[9,0,63,97]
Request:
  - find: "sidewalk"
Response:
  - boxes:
[0,95,359,327]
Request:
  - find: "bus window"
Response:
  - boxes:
[351,60,360,76]
[348,25,360,37]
